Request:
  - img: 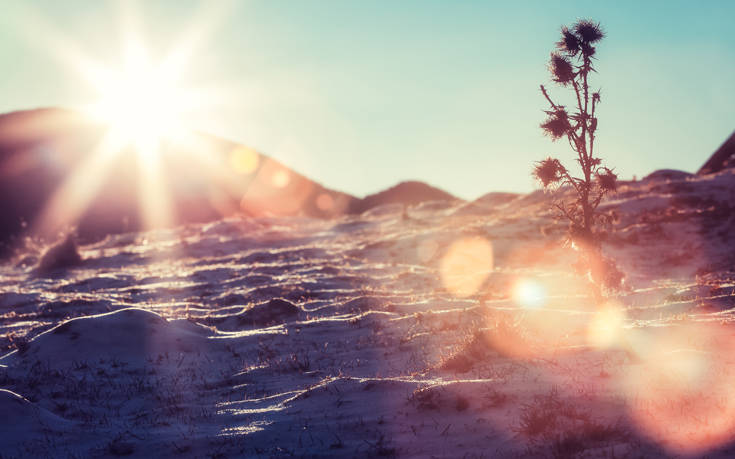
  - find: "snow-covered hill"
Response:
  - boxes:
[1,168,734,457]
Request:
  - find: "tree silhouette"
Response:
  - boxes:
[533,20,622,299]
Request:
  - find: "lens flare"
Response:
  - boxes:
[512,278,547,309]
[440,236,493,297]
[491,275,604,358]
[239,159,313,216]
[316,193,334,212]
[272,169,290,188]
[229,147,259,175]
[586,303,626,349]
[622,322,735,455]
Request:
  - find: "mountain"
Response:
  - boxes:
[698,130,735,175]
[0,108,357,256]
[643,169,694,182]
[349,180,460,214]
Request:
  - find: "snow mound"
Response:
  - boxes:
[198,298,303,330]
[0,389,70,450]
[474,191,521,207]
[454,192,521,215]
[0,308,213,368]
[238,298,301,326]
[0,292,37,308]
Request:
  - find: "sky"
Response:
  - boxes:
[0,0,733,200]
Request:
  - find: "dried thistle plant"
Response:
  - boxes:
[534,20,622,299]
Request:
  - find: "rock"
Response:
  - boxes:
[35,234,82,274]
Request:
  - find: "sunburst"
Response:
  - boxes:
[21,2,231,236]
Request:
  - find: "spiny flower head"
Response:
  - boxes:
[534,157,564,187]
[556,27,580,55]
[596,168,618,192]
[574,20,604,43]
[549,53,575,85]
[540,108,571,140]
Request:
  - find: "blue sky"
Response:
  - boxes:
[1,1,733,199]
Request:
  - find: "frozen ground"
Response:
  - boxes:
[1,169,735,458]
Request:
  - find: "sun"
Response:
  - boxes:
[25,2,235,236]
[40,39,206,235]
[86,52,188,152]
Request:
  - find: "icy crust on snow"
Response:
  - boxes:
[0,169,734,456]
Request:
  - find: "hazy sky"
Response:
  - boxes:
[1,1,733,199]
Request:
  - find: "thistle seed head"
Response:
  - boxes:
[596,168,618,192]
[574,20,604,44]
[534,157,564,187]
[540,109,571,140]
[556,27,580,55]
[549,53,575,85]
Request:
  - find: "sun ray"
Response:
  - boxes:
[11,5,113,93]
[34,129,127,238]
[14,1,235,237]
[135,140,175,232]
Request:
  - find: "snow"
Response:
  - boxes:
[0,389,72,448]
[1,168,735,457]
[1,308,216,369]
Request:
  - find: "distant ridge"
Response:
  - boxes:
[349,180,460,214]
[643,169,694,182]
[698,130,735,175]
[0,107,357,256]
